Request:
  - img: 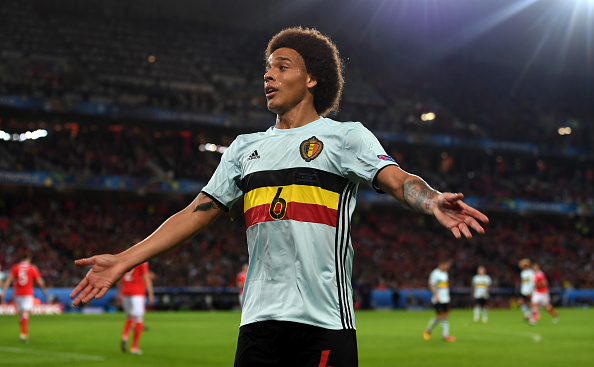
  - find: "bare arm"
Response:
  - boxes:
[376,165,489,239]
[70,192,225,305]
[143,271,154,305]
[428,282,439,303]
[36,276,48,299]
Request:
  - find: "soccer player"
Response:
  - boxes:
[424,260,456,342]
[117,262,154,355]
[0,264,6,297]
[471,265,492,323]
[70,27,488,366]
[236,263,248,309]
[1,251,48,342]
[529,262,559,325]
[517,258,534,321]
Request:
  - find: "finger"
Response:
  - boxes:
[74,257,94,267]
[82,287,101,304]
[450,226,461,239]
[459,222,473,239]
[443,192,464,204]
[70,278,89,299]
[96,288,109,299]
[72,284,94,305]
[464,207,489,224]
[466,217,486,235]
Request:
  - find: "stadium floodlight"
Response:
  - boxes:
[0,129,48,141]
[199,143,228,154]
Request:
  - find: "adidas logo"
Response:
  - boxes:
[247,150,260,160]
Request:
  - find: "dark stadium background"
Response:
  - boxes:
[0,0,592,312]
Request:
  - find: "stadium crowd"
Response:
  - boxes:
[2,116,593,204]
[0,0,591,145]
[1,192,592,298]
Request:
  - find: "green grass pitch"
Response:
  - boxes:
[1,308,592,366]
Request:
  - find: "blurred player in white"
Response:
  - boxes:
[0,264,6,297]
[423,260,455,342]
[0,251,48,342]
[517,258,534,321]
[471,265,492,323]
[529,262,559,325]
[117,262,154,355]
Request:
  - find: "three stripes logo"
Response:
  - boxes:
[247,150,260,161]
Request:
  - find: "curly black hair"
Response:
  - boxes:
[265,27,344,117]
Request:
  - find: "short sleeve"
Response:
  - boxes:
[341,123,398,190]
[428,271,436,286]
[201,139,244,210]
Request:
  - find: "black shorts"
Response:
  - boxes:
[516,294,531,303]
[433,303,450,315]
[234,320,358,367]
[474,298,488,307]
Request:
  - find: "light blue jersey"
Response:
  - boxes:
[202,117,397,330]
[472,274,492,299]
[429,268,450,304]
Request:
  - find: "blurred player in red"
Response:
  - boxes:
[0,251,48,342]
[117,261,154,355]
[236,263,248,309]
[529,262,559,325]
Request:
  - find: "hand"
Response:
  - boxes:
[70,254,126,306]
[432,193,489,239]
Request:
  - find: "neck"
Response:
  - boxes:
[274,103,320,129]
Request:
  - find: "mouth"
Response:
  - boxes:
[265,86,278,99]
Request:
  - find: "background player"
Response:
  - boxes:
[529,262,559,325]
[117,261,154,355]
[1,251,48,342]
[236,263,248,310]
[517,258,534,321]
[471,265,492,323]
[424,260,456,342]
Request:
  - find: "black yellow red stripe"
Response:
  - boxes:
[243,185,340,227]
[241,168,347,228]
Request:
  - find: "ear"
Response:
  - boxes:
[307,74,318,89]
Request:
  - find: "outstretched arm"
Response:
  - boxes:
[70,192,225,305]
[36,276,48,300]
[376,165,489,239]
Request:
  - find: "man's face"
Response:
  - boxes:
[264,47,316,115]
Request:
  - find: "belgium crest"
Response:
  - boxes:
[299,136,324,162]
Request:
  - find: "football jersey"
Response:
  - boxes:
[472,274,492,299]
[121,262,149,296]
[236,270,247,296]
[202,117,397,330]
[10,262,41,296]
[533,270,548,294]
[428,268,450,304]
[520,268,535,296]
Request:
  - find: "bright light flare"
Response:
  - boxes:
[421,112,436,121]
[198,143,227,154]
[1,129,48,141]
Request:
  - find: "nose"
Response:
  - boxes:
[264,69,274,82]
